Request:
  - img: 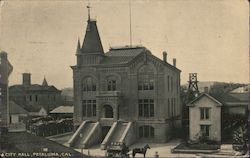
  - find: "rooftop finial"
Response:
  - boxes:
[42,76,48,86]
[87,3,91,21]
[77,37,81,50]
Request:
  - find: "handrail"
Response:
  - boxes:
[67,120,87,146]
[119,122,132,142]
[101,121,118,149]
[83,122,99,145]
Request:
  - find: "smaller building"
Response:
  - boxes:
[50,106,73,119]
[9,101,28,132]
[24,106,47,117]
[216,89,249,116]
[188,93,222,142]
[9,101,28,124]
[9,73,62,112]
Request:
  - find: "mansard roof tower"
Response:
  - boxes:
[76,5,104,66]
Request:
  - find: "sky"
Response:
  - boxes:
[0,0,249,89]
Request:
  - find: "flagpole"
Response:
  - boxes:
[129,0,132,47]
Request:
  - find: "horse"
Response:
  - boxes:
[132,144,150,158]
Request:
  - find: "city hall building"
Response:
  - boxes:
[68,12,181,149]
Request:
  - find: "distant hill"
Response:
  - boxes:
[181,81,247,93]
[60,87,73,104]
[61,87,73,97]
[182,81,219,92]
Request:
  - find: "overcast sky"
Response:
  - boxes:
[0,0,249,89]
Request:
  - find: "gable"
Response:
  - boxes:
[9,101,28,115]
[188,93,222,107]
[129,51,180,74]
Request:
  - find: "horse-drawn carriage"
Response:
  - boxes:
[106,142,150,158]
[106,142,129,158]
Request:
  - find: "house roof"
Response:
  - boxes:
[187,93,223,106]
[6,132,87,157]
[100,46,181,72]
[9,84,60,92]
[97,46,146,65]
[106,46,146,57]
[9,101,28,115]
[50,106,73,114]
[229,93,249,102]
[100,56,135,64]
[212,92,249,105]
[24,105,46,113]
[230,85,249,93]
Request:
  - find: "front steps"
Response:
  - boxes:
[67,120,134,149]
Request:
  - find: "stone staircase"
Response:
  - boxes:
[109,122,128,144]
[72,122,95,148]
[101,121,134,149]
[67,120,101,149]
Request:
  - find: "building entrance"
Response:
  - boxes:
[103,105,113,118]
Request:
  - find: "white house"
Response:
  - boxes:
[188,93,222,142]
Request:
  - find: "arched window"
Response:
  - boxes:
[103,105,113,118]
[138,65,154,91]
[82,77,96,92]
[107,79,116,91]
[139,125,154,138]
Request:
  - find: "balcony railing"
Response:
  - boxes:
[97,91,121,97]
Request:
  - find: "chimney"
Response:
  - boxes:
[173,58,176,67]
[22,73,31,86]
[163,51,167,63]
[0,51,7,60]
[204,87,209,93]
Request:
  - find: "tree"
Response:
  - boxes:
[232,123,248,153]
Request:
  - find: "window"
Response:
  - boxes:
[107,79,116,91]
[171,76,173,92]
[167,75,170,92]
[82,100,96,117]
[138,76,154,91]
[29,95,32,101]
[35,95,38,102]
[174,98,178,116]
[138,99,154,117]
[171,98,174,117]
[200,125,210,137]
[173,98,176,116]
[200,108,210,120]
[176,77,179,94]
[139,126,154,138]
[82,77,96,92]
[168,98,170,117]
[138,65,154,91]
